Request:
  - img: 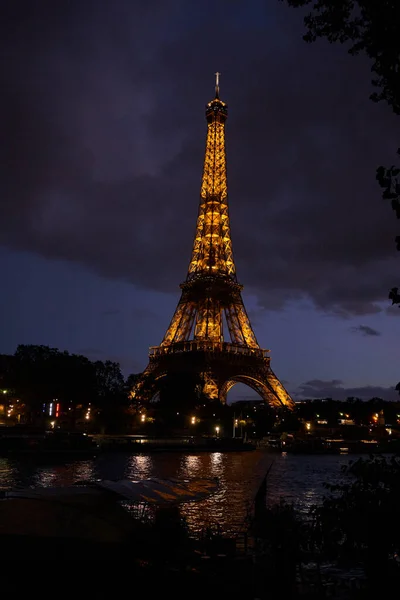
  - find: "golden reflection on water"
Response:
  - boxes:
[0,451,356,533]
[210,452,223,476]
[181,454,201,475]
[33,461,96,488]
[178,451,268,535]
[0,458,17,489]
[126,454,152,480]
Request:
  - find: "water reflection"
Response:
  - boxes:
[126,454,152,480]
[72,461,95,483]
[266,452,353,508]
[210,452,223,476]
[178,451,268,534]
[300,489,320,516]
[0,451,360,533]
[34,469,58,487]
[0,458,17,489]
[180,455,201,477]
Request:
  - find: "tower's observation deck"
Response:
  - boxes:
[149,342,270,359]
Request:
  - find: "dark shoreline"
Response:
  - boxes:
[0,426,256,457]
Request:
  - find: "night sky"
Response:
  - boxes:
[1,0,399,402]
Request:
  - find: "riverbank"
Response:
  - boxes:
[92,434,255,453]
[0,426,256,456]
[262,434,400,454]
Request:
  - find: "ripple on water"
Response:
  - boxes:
[0,450,359,532]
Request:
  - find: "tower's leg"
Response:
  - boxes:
[266,368,293,409]
[218,371,294,410]
[161,299,197,346]
[130,365,159,403]
[202,372,219,400]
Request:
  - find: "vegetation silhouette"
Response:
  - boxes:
[253,455,400,595]
[282,0,400,308]
[0,344,129,431]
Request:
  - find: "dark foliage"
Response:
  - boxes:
[282,1,400,112]
[255,456,400,594]
[315,456,400,589]
[281,0,400,308]
[1,344,128,429]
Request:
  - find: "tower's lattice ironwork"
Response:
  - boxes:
[131,75,294,410]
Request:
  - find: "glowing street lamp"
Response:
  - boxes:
[215,426,220,437]
[191,416,196,425]
[141,414,146,423]
[233,418,238,438]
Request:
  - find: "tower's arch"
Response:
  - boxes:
[219,375,282,408]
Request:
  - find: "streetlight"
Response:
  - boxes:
[191,416,196,425]
[215,426,220,437]
[233,417,238,438]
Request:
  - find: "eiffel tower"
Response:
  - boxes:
[132,75,294,411]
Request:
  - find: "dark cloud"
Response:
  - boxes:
[246,308,264,326]
[1,0,399,317]
[232,396,264,403]
[295,379,398,401]
[77,346,138,372]
[386,306,400,317]
[131,308,158,320]
[78,347,105,357]
[350,325,381,337]
[101,309,120,317]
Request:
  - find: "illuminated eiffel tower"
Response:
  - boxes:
[132,75,294,410]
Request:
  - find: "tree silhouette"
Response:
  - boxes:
[316,456,400,591]
[11,345,95,414]
[281,0,400,305]
[4,345,127,428]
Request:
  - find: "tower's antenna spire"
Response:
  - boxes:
[215,71,220,98]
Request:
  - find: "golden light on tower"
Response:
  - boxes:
[130,75,294,411]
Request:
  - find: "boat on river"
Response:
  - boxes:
[0,477,220,558]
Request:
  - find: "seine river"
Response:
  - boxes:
[0,450,358,534]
